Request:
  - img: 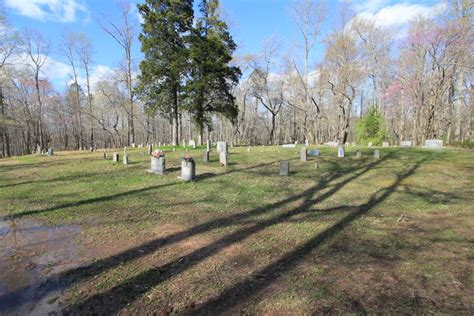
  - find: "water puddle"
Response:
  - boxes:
[0,218,93,315]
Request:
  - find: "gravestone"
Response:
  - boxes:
[147,144,153,155]
[337,146,345,158]
[326,141,338,148]
[282,144,296,148]
[217,141,227,153]
[279,161,289,176]
[131,143,136,148]
[203,150,209,163]
[368,142,373,147]
[219,151,227,166]
[103,152,107,159]
[90,147,94,152]
[300,148,307,162]
[113,153,119,162]
[425,139,443,149]
[400,140,412,148]
[207,139,211,151]
[247,146,250,152]
[382,142,389,148]
[181,160,196,181]
[305,139,309,146]
[374,150,380,159]
[356,151,362,158]
[123,154,129,165]
[189,139,196,148]
[47,148,54,156]
[149,157,165,175]
[308,149,320,156]
[36,145,41,155]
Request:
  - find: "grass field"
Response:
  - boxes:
[1,145,473,314]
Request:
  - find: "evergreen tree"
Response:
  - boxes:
[185,0,241,143]
[355,106,388,146]
[136,0,194,146]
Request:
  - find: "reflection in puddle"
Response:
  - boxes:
[0,218,92,315]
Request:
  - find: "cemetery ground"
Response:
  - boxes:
[0,146,473,315]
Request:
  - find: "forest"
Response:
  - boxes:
[0,0,472,157]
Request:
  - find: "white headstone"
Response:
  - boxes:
[219,151,227,166]
[425,139,443,149]
[400,140,412,148]
[217,141,227,153]
[338,146,345,158]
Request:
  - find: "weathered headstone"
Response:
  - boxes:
[47,148,54,156]
[282,144,296,148]
[112,153,119,162]
[147,144,153,155]
[308,149,320,156]
[181,160,196,181]
[123,154,129,165]
[279,161,289,176]
[219,151,227,166]
[382,142,389,148]
[203,150,209,163]
[300,148,307,162]
[149,157,165,174]
[356,151,362,158]
[374,150,380,159]
[337,146,345,158]
[425,139,443,149]
[217,141,227,153]
[400,140,412,148]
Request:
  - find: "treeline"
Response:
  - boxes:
[0,0,472,157]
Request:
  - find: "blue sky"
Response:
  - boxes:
[3,0,443,90]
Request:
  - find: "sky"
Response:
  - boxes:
[3,0,444,90]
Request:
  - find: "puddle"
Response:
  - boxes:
[0,218,94,315]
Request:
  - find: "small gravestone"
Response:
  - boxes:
[113,153,119,162]
[326,141,338,148]
[207,140,211,151]
[315,162,319,169]
[382,142,389,148]
[203,150,209,163]
[247,146,250,152]
[337,146,345,158]
[36,145,41,155]
[47,148,54,156]
[131,143,136,148]
[308,149,320,156]
[147,144,153,155]
[425,139,443,149]
[219,151,227,166]
[300,148,307,162]
[282,144,296,148]
[356,151,362,158]
[279,161,289,176]
[189,139,196,148]
[374,150,380,159]
[181,159,195,181]
[123,154,129,165]
[400,140,412,148]
[217,141,227,153]
[90,147,94,152]
[149,156,165,175]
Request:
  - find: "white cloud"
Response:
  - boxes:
[4,0,89,23]
[354,0,390,13]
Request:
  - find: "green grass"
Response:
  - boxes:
[1,145,473,314]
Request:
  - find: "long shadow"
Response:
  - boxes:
[2,160,283,221]
[190,160,425,314]
[63,156,393,314]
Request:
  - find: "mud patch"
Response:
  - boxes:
[0,218,94,315]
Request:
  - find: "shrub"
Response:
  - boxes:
[356,106,388,146]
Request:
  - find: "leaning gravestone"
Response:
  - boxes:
[374,150,380,159]
[219,151,227,166]
[47,148,54,156]
[203,150,209,163]
[356,151,362,158]
[113,153,119,162]
[425,139,443,149]
[400,140,412,148]
[382,142,389,148]
[181,159,196,181]
[308,149,320,156]
[300,148,307,162]
[280,161,290,176]
[217,141,227,153]
[338,146,345,158]
[123,154,129,165]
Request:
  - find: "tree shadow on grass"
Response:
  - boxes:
[61,155,402,314]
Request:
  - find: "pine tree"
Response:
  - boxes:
[185,0,241,143]
[136,0,194,146]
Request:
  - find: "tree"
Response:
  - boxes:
[185,0,241,143]
[136,0,194,146]
[355,106,387,145]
